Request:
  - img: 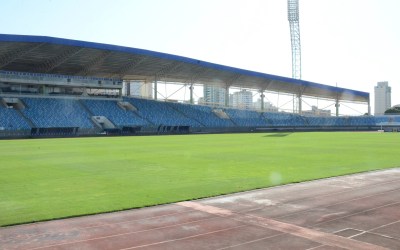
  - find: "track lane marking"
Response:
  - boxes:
[0,210,203,244]
[178,201,388,250]
[313,201,400,227]
[367,219,400,233]
[276,184,400,218]
[215,232,287,250]
[118,225,247,250]
[0,205,192,241]
[239,178,400,216]
[350,231,400,241]
[28,217,219,250]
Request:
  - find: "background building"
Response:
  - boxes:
[124,81,152,98]
[302,106,331,116]
[203,85,226,107]
[231,90,253,109]
[374,81,391,115]
[253,99,279,112]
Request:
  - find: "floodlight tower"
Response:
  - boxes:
[288,0,301,80]
[288,0,302,113]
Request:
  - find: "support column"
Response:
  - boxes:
[335,99,340,117]
[154,76,158,100]
[293,94,296,113]
[189,84,194,104]
[144,80,151,98]
[40,85,47,95]
[118,88,122,97]
[225,85,230,107]
[126,81,131,96]
[298,94,302,114]
[368,98,371,115]
[260,91,265,111]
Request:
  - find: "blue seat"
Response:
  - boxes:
[167,102,234,127]
[0,106,30,130]
[83,99,149,127]
[263,112,306,126]
[124,98,202,127]
[21,98,93,128]
[225,109,267,127]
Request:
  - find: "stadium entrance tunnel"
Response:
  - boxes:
[31,127,79,137]
[103,126,142,135]
[121,126,141,135]
[157,125,190,134]
[103,128,121,135]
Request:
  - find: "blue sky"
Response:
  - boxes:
[1,0,399,113]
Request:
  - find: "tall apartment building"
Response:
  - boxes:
[231,90,253,109]
[374,81,391,115]
[203,85,226,107]
[124,80,152,98]
[302,106,331,117]
[253,98,278,112]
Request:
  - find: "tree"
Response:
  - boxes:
[384,107,400,114]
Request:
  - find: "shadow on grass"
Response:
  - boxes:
[263,133,291,138]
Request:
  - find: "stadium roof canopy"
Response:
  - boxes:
[0,34,369,103]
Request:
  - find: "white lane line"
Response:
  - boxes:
[215,232,287,250]
[28,216,219,250]
[313,201,400,227]
[0,209,198,243]
[178,201,388,250]
[119,225,247,250]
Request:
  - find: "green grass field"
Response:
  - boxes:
[1,132,399,226]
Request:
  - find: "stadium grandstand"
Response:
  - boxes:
[0,34,399,138]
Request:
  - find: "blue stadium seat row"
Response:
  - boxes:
[167,102,235,127]
[263,112,307,126]
[124,97,202,127]
[306,116,348,126]
[1,96,400,131]
[374,115,400,124]
[0,106,31,129]
[83,99,149,127]
[224,109,268,127]
[21,98,93,128]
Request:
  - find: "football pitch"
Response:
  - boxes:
[1,132,399,226]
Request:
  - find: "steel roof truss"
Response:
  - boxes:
[0,43,45,69]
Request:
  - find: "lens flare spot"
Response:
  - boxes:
[269,172,282,185]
